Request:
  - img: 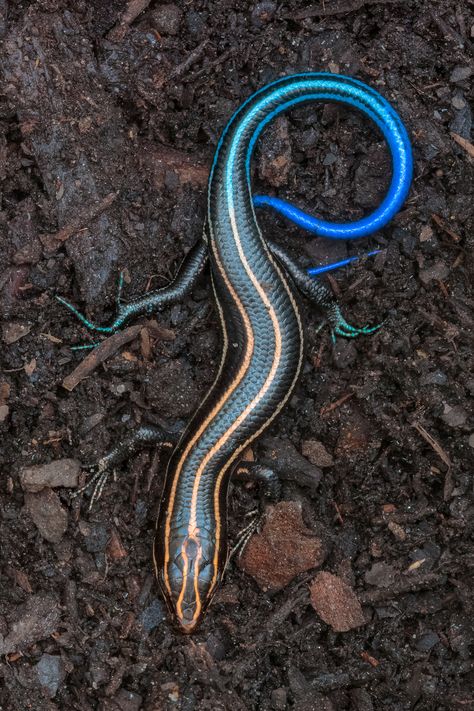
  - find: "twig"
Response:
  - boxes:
[431,213,461,242]
[62,324,142,391]
[40,192,118,252]
[359,572,446,604]
[320,391,354,416]
[451,132,474,159]
[107,0,152,42]
[412,422,452,469]
[287,0,406,21]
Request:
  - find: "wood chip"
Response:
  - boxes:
[412,422,452,469]
[451,132,474,159]
[62,324,142,391]
[288,0,404,20]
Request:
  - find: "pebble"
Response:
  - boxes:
[419,261,449,285]
[239,501,325,591]
[420,370,447,386]
[25,489,68,543]
[0,404,9,422]
[301,439,334,468]
[310,571,365,632]
[36,654,65,698]
[78,520,109,553]
[20,458,80,492]
[450,66,472,83]
[271,688,288,710]
[260,435,322,489]
[2,321,31,344]
[109,689,143,711]
[0,594,60,654]
[150,4,182,35]
[251,1,276,27]
[139,598,166,633]
[416,631,440,652]
[441,404,467,428]
[364,562,396,588]
[469,433,474,449]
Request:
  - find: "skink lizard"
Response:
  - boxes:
[58,73,412,632]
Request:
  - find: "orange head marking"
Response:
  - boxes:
[157,528,219,633]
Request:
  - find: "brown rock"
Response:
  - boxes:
[260,436,322,489]
[2,321,31,344]
[0,594,60,655]
[301,439,334,468]
[20,459,81,492]
[239,501,325,591]
[310,571,365,632]
[25,489,68,543]
[419,261,449,285]
[150,3,182,35]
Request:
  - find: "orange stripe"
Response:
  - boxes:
[162,239,254,594]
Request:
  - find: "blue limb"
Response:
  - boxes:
[306,250,380,277]
[55,295,126,334]
[328,304,383,344]
[116,271,125,306]
[71,342,102,352]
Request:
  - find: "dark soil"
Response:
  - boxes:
[1,1,473,709]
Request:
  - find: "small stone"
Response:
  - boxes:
[139,598,166,633]
[301,439,334,468]
[469,433,474,448]
[420,370,447,386]
[106,528,128,561]
[20,459,81,492]
[387,520,407,541]
[452,94,467,110]
[109,689,143,711]
[78,521,108,553]
[419,261,449,285]
[2,321,31,344]
[419,225,434,242]
[441,404,467,428]
[365,562,396,588]
[415,631,440,652]
[310,571,365,632]
[251,1,276,27]
[0,404,9,422]
[260,436,322,489]
[0,594,60,655]
[36,654,65,698]
[239,501,326,591]
[150,4,182,35]
[271,688,288,710]
[450,66,472,83]
[25,489,68,543]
